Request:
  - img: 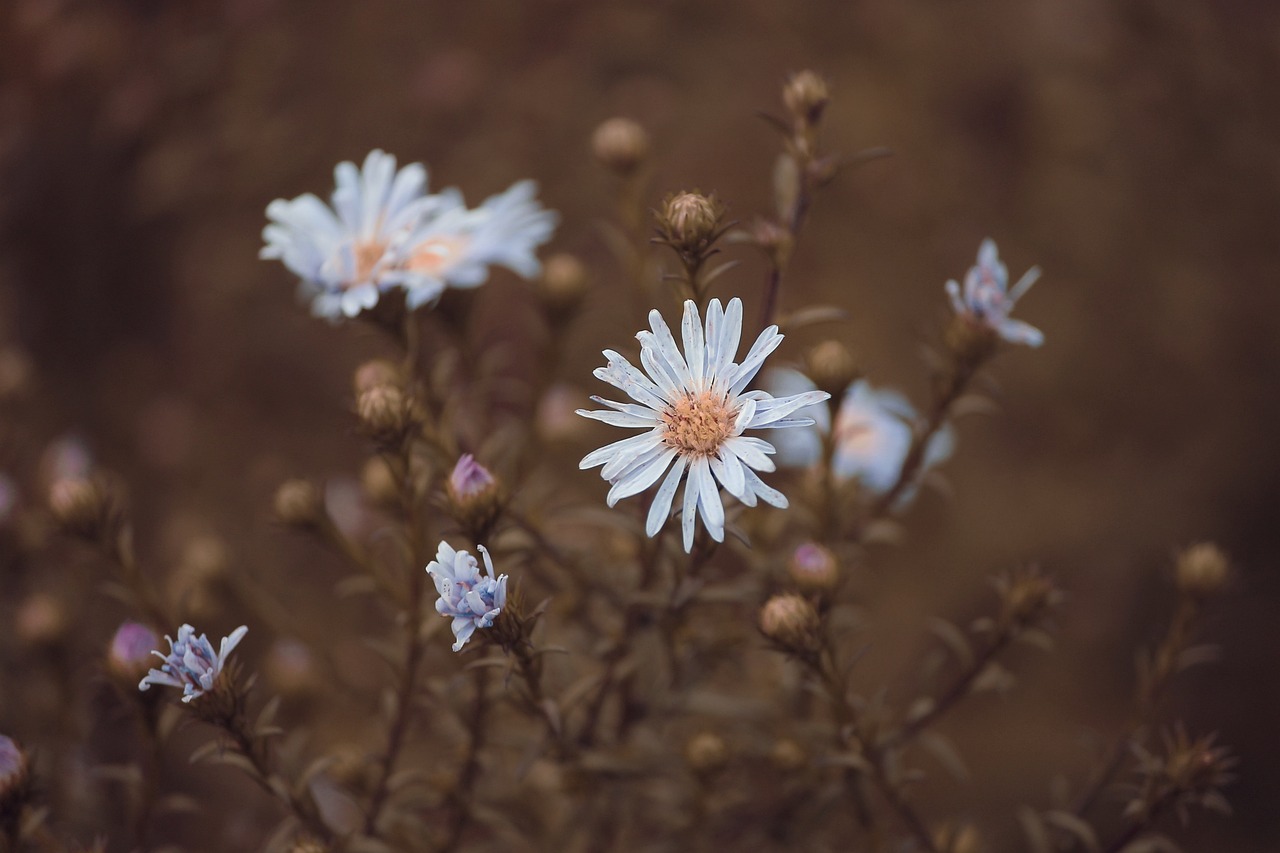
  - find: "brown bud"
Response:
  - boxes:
[1176,543,1230,600]
[274,479,324,527]
[996,566,1062,630]
[16,593,67,648]
[592,117,649,175]
[760,593,822,654]
[787,542,839,595]
[360,457,400,508]
[538,253,589,316]
[804,341,859,400]
[783,70,830,126]
[353,359,402,397]
[49,476,120,541]
[684,732,729,775]
[356,385,414,446]
[769,738,808,772]
[658,191,724,255]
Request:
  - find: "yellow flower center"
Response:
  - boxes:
[661,392,735,457]
[353,240,387,285]
[407,235,471,276]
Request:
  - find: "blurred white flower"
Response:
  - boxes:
[138,624,248,703]
[577,298,828,552]
[427,542,508,652]
[945,238,1043,347]
[766,369,953,502]
[261,151,557,319]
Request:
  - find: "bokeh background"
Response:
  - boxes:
[2,0,1278,850]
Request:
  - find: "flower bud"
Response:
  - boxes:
[783,70,830,126]
[537,253,589,317]
[107,621,160,683]
[274,479,324,528]
[0,735,30,809]
[770,738,808,772]
[760,593,822,654]
[684,732,729,775]
[49,476,119,540]
[591,117,649,175]
[996,566,1062,630]
[16,594,67,648]
[263,638,320,699]
[353,359,402,397]
[657,191,725,255]
[1176,543,1230,600]
[788,542,839,595]
[804,341,859,400]
[356,385,414,446]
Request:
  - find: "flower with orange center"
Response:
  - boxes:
[578,297,828,552]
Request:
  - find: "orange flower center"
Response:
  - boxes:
[353,240,387,285]
[661,392,734,456]
[407,235,471,276]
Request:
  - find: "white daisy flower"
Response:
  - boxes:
[398,180,559,309]
[766,369,954,504]
[577,298,829,552]
[260,150,444,320]
[138,624,249,703]
[945,238,1044,347]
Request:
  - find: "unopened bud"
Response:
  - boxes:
[0,735,30,807]
[264,638,320,699]
[996,566,1062,630]
[805,341,859,399]
[657,191,725,255]
[16,594,67,648]
[49,476,118,540]
[446,455,504,543]
[538,253,589,317]
[107,621,160,683]
[592,117,649,175]
[274,479,324,527]
[356,385,414,446]
[180,534,229,586]
[760,593,822,654]
[770,738,808,772]
[353,359,402,397]
[684,732,729,775]
[788,542,839,594]
[783,70,830,126]
[1176,543,1230,600]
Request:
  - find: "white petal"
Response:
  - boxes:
[747,390,830,427]
[648,309,693,389]
[681,469,699,552]
[579,430,662,471]
[710,445,746,499]
[728,326,784,395]
[607,448,677,506]
[682,300,705,389]
[576,408,658,428]
[646,455,688,537]
[725,436,777,472]
[693,457,724,542]
[732,397,758,435]
[743,467,788,508]
[601,433,666,481]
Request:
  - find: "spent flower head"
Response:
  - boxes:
[577,298,829,552]
[426,541,508,652]
[138,624,248,703]
[945,238,1043,347]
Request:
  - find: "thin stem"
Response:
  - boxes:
[439,667,491,852]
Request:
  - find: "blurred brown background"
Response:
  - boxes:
[1,0,1278,850]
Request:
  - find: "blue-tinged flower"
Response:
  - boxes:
[766,369,953,502]
[138,624,248,703]
[577,298,830,552]
[945,238,1043,347]
[261,150,443,320]
[398,180,559,309]
[427,541,508,652]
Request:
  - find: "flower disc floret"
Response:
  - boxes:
[577,297,829,552]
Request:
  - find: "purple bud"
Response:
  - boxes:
[0,735,27,796]
[449,454,496,501]
[108,622,160,681]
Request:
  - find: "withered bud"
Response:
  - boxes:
[996,566,1062,630]
[788,542,839,594]
[657,191,725,255]
[361,457,400,508]
[783,70,830,126]
[49,476,119,540]
[804,340,859,399]
[1176,542,1230,600]
[684,732,729,775]
[760,593,822,654]
[263,638,320,698]
[591,117,649,175]
[107,621,159,684]
[769,738,808,772]
[0,735,30,809]
[538,253,589,314]
[356,385,415,446]
[353,359,402,397]
[274,479,324,527]
[16,593,68,648]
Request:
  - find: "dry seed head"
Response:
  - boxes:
[805,340,859,398]
[1176,542,1230,600]
[661,392,735,457]
[788,542,839,594]
[760,593,822,653]
[592,117,649,175]
[658,191,724,254]
[274,479,324,527]
[684,732,729,775]
[783,70,830,125]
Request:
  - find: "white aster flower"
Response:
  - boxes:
[398,180,559,309]
[945,238,1043,347]
[766,369,953,502]
[427,541,508,652]
[260,150,444,320]
[138,624,248,703]
[577,298,829,552]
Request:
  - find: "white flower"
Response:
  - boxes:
[261,151,558,319]
[260,150,443,320]
[398,180,559,309]
[945,238,1043,347]
[427,542,508,652]
[766,369,953,502]
[138,624,248,703]
[577,298,829,552]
